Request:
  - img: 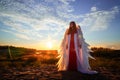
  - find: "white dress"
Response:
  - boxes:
[57,25,98,74]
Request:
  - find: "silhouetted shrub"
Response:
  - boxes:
[91,47,120,58]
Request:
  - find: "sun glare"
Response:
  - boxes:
[46,41,53,49]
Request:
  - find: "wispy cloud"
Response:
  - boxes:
[1,29,30,40]
[80,6,119,31]
[15,33,30,40]
[91,6,97,12]
[0,0,75,40]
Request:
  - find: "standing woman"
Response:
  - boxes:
[57,21,98,74]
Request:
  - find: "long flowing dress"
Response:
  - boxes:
[57,25,98,74]
[68,31,77,71]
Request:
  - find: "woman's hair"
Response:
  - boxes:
[67,21,77,34]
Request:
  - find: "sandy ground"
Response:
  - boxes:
[0,64,120,80]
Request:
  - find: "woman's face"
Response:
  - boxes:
[70,23,74,28]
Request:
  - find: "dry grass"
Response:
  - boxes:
[0,46,120,71]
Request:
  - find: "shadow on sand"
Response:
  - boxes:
[60,71,109,80]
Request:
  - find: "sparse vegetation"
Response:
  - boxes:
[0,46,120,68]
[0,45,58,67]
[0,46,120,80]
[90,47,120,72]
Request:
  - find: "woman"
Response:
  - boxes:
[57,21,98,74]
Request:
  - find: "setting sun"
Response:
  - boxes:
[46,41,53,49]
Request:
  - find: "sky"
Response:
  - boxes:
[0,0,120,50]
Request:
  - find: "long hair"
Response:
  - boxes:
[67,21,77,34]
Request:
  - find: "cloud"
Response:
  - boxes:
[60,0,75,5]
[0,0,74,40]
[0,29,30,40]
[0,29,12,33]
[15,33,30,40]
[80,6,119,31]
[0,0,120,42]
[91,6,97,12]
[0,0,76,26]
